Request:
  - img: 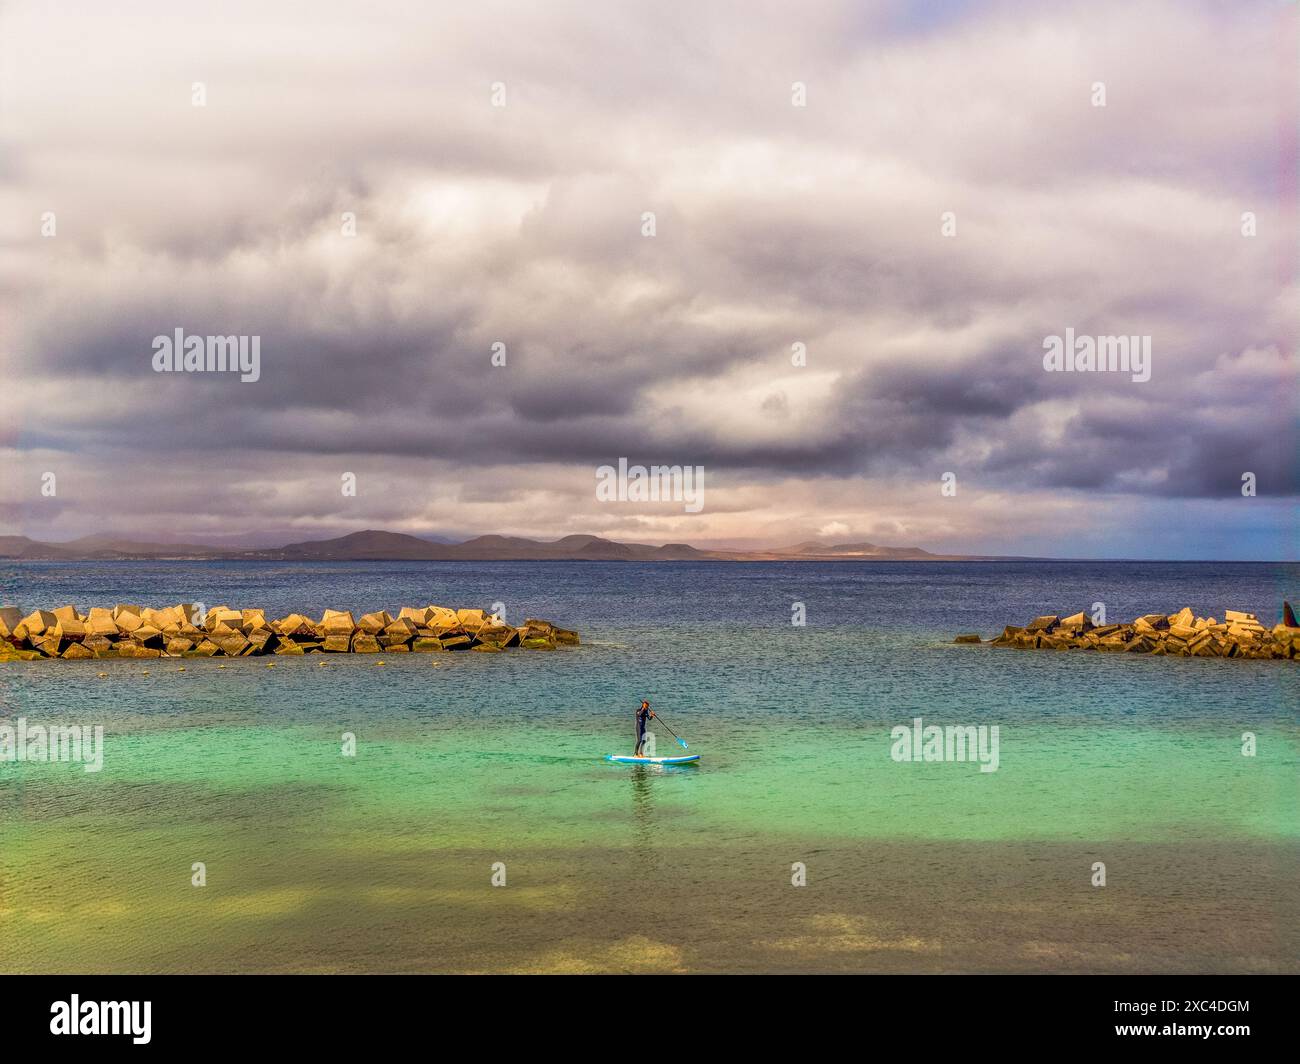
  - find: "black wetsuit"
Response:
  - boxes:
[635,705,652,755]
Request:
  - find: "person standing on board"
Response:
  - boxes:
[635,700,656,756]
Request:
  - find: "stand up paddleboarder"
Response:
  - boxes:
[635,699,656,756]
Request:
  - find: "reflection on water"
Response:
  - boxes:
[628,765,655,864]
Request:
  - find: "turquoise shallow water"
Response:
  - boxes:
[1,561,1297,972]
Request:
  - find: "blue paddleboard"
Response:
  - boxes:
[606,754,700,765]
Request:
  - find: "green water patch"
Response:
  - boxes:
[3,721,1295,849]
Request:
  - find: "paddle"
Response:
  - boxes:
[649,711,689,750]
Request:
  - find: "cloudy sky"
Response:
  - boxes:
[1,0,1295,558]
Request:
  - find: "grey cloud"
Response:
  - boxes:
[0,0,1293,552]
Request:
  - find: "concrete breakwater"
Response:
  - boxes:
[0,604,578,660]
[959,606,1298,660]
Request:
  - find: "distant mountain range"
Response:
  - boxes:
[0,530,1015,562]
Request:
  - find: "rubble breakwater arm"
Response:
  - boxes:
[955,606,1298,660]
[0,604,578,660]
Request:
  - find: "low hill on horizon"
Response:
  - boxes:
[0,529,1016,562]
